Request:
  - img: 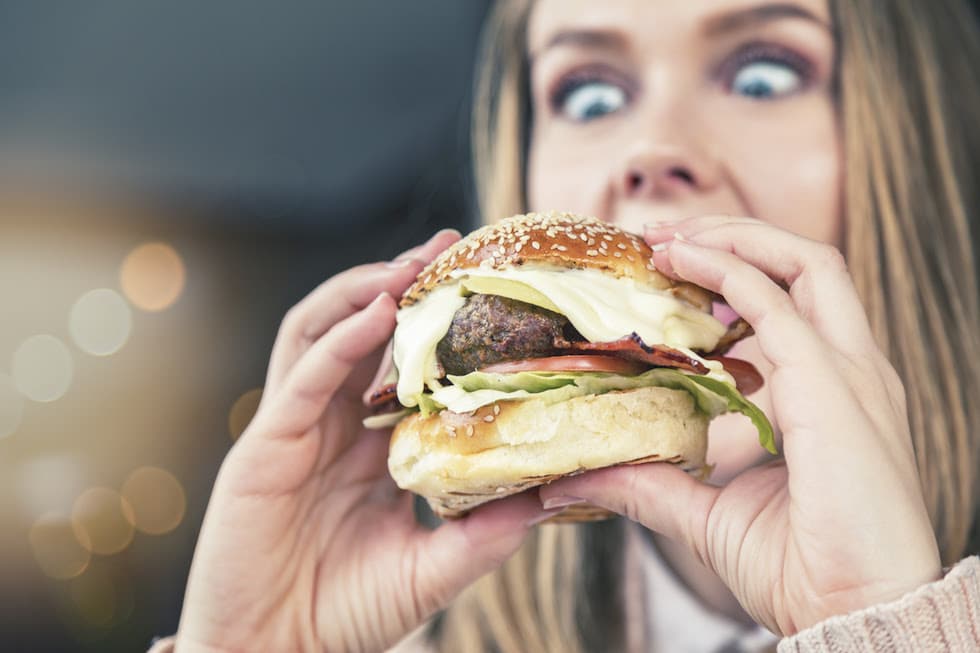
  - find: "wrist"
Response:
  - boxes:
[805,562,944,632]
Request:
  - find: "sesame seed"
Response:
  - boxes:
[617,243,627,250]
[466,425,474,437]
[493,404,500,415]
[532,241,540,249]
[483,415,494,423]
[586,249,599,256]
[614,251,622,258]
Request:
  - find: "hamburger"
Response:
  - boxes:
[366,211,774,521]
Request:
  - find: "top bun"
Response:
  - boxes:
[401,211,711,311]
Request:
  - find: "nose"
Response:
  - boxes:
[617,140,721,201]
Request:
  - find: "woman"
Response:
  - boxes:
[157,0,980,651]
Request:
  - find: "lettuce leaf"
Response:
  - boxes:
[423,368,776,453]
[684,375,777,455]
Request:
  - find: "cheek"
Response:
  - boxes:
[527,126,614,217]
[721,101,843,247]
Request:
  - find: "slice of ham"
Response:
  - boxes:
[554,333,710,374]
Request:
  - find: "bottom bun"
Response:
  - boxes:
[388,386,708,521]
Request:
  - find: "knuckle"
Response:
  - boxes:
[278,304,306,340]
[814,244,848,274]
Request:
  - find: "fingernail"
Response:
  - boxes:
[433,228,462,240]
[541,496,585,510]
[525,508,566,527]
[645,219,682,231]
[385,258,416,268]
[650,242,669,253]
[369,292,392,307]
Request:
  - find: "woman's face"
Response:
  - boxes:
[526,0,841,477]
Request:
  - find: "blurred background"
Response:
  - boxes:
[0,1,491,650]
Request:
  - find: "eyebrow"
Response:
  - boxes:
[703,2,831,35]
[529,29,627,62]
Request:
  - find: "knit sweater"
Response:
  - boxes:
[149,556,980,652]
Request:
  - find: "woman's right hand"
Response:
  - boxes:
[175,229,557,653]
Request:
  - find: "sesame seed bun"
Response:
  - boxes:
[400,211,712,310]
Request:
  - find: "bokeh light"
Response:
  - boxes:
[69,288,133,356]
[0,372,25,438]
[71,488,135,555]
[29,513,91,579]
[121,467,186,535]
[228,387,263,440]
[119,242,186,311]
[12,334,73,402]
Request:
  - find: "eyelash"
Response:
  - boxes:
[717,42,814,92]
[548,65,632,115]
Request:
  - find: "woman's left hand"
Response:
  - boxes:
[538,215,942,636]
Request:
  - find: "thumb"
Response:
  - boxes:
[539,463,719,564]
[412,493,559,611]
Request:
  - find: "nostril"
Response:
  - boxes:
[667,167,695,184]
[627,171,644,192]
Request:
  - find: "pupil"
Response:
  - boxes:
[742,79,772,98]
[584,101,609,118]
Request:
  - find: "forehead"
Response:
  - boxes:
[528,0,831,53]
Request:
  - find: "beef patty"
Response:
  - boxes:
[436,294,581,375]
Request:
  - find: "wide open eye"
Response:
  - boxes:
[554,79,628,122]
[730,60,803,99]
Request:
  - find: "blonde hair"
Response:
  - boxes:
[434,1,980,650]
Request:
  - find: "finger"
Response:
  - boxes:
[648,220,876,355]
[256,293,397,440]
[659,240,910,492]
[660,238,828,369]
[540,464,719,566]
[266,261,423,392]
[409,493,562,616]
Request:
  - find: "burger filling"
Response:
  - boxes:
[382,266,775,452]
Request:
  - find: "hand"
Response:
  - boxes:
[539,216,942,636]
[177,229,556,653]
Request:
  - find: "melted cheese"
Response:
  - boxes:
[393,266,730,406]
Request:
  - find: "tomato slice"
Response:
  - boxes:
[479,355,647,375]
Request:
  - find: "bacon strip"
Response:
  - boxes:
[554,333,709,374]
[367,382,398,408]
[706,355,764,395]
[706,318,754,357]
